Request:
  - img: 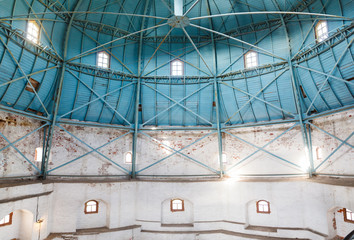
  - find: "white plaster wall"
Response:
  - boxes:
[311,110,354,175]
[76,200,108,229]
[161,198,193,224]
[0,112,43,177]
[48,125,132,176]
[136,130,220,176]
[0,180,354,240]
[0,183,53,240]
[0,109,352,178]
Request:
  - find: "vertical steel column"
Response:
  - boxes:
[206,0,223,177]
[275,1,314,177]
[288,60,314,176]
[41,0,83,179]
[132,0,151,179]
[272,0,314,177]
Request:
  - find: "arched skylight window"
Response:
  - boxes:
[256,200,270,214]
[97,51,110,69]
[27,21,40,44]
[171,59,183,76]
[171,199,184,212]
[0,213,13,227]
[85,200,99,214]
[315,21,328,43]
[244,51,258,69]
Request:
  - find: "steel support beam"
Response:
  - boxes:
[41,0,84,179]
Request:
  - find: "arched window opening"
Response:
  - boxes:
[171,199,184,212]
[315,21,328,43]
[27,21,40,44]
[0,212,13,227]
[344,208,354,223]
[171,59,183,76]
[256,200,270,214]
[125,152,132,164]
[97,51,110,69]
[85,200,99,214]
[244,51,258,69]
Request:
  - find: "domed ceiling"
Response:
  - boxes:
[0,0,353,127]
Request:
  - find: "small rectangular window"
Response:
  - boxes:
[27,21,40,44]
[245,51,258,69]
[97,51,110,69]
[35,147,43,162]
[315,21,328,43]
[171,60,183,76]
[344,208,354,223]
[0,213,13,227]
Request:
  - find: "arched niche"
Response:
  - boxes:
[161,198,193,225]
[0,209,34,240]
[76,199,109,230]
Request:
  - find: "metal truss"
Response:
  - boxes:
[66,62,137,81]
[293,23,354,62]
[0,0,353,180]
[0,22,62,64]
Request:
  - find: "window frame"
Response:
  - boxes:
[256,200,271,214]
[0,212,13,227]
[84,200,99,214]
[26,20,40,44]
[244,51,258,69]
[344,208,354,223]
[97,51,110,69]
[124,151,133,164]
[170,199,184,212]
[315,20,328,43]
[170,59,184,76]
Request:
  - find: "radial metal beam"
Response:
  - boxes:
[68,22,169,62]
[189,11,352,21]
[190,23,285,61]
[181,26,214,76]
[184,0,200,16]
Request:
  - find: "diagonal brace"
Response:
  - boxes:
[57,125,130,174]
[137,131,219,174]
[67,70,131,125]
[47,131,130,173]
[142,82,213,126]
[143,83,213,125]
